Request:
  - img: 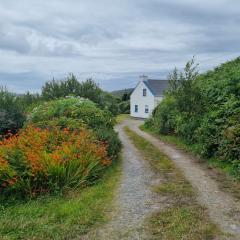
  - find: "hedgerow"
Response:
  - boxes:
[147,58,240,177]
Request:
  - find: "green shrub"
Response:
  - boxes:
[147,57,240,176]
[197,97,240,159]
[27,97,114,129]
[150,96,177,135]
[0,88,25,136]
[94,127,122,160]
[118,100,130,114]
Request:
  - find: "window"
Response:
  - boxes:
[145,105,149,113]
[143,88,147,96]
[134,105,138,113]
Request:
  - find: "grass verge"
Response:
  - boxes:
[115,114,129,124]
[140,124,240,200]
[124,127,223,240]
[0,160,122,240]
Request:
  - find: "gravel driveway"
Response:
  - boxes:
[82,121,159,240]
[126,118,240,239]
[83,118,240,240]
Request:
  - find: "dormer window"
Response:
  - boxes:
[143,88,147,96]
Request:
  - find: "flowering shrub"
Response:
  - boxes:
[26,98,122,160]
[0,125,111,199]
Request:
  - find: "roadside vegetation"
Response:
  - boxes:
[125,127,223,240]
[0,160,121,240]
[145,57,240,179]
[0,77,122,239]
[26,97,121,161]
[112,88,132,115]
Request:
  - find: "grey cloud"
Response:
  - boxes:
[0,26,31,54]
[0,0,239,92]
[139,0,240,25]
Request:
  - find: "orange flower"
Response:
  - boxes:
[0,156,8,170]
[50,153,62,163]
[0,125,112,197]
[8,178,17,186]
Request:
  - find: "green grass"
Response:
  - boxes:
[140,124,240,200]
[150,206,219,240]
[124,127,222,240]
[115,114,129,124]
[139,124,194,152]
[0,161,122,240]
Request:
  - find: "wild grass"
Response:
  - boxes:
[0,160,121,240]
[150,206,219,240]
[124,127,222,240]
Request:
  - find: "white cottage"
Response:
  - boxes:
[130,76,169,118]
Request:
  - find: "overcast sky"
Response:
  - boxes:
[0,0,239,93]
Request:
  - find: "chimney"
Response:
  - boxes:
[139,75,148,82]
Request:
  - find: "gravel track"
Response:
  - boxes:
[127,118,240,239]
[82,118,240,239]
[81,122,159,240]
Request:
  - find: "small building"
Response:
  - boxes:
[130,76,169,118]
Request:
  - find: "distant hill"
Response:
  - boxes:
[111,88,134,98]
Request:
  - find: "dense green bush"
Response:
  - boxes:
[116,89,132,114]
[0,88,25,136]
[147,58,240,177]
[27,97,114,128]
[146,96,177,135]
[27,97,121,160]
[118,100,130,114]
[94,127,121,159]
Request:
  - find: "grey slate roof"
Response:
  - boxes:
[143,79,169,96]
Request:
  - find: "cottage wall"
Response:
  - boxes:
[130,81,155,118]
